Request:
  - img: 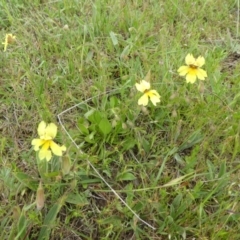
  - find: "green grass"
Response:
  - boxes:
[1,0,240,239]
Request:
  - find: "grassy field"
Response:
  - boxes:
[1,0,240,239]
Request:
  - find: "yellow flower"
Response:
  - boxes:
[135,80,161,106]
[2,34,16,52]
[177,53,207,83]
[31,121,66,161]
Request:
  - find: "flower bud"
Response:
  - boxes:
[36,181,45,210]
[62,156,71,175]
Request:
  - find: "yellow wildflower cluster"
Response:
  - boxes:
[135,53,207,106]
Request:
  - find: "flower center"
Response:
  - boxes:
[144,89,150,94]
[189,64,198,69]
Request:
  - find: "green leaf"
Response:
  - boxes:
[117,172,136,181]
[218,161,226,178]
[88,110,103,124]
[84,131,96,143]
[207,160,215,180]
[38,196,66,240]
[77,117,85,124]
[78,123,89,135]
[109,31,118,46]
[178,129,204,152]
[65,193,89,206]
[172,193,183,208]
[121,138,136,151]
[13,172,38,191]
[44,171,60,178]
[109,96,118,108]
[120,45,130,59]
[142,137,150,153]
[98,216,122,225]
[79,178,102,185]
[84,109,95,120]
[132,202,144,212]
[15,214,28,240]
[98,118,112,135]
[173,153,185,166]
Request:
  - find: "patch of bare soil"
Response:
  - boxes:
[221,51,240,74]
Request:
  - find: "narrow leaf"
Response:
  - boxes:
[37,196,66,240]
[145,70,151,82]
[13,172,38,191]
[78,123,89,135]
[109,31,118,46]
[163,173,193,187]
[117,172,136,181]
[66,193,89,206]
[178,130,203,152]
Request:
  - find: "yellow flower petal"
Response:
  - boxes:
[31,139,45,151]
[150,96,160,106]
[138,94,149,106]
[135,80,150,93]
[45,123,57,139]
[148,89,160,98]
[177,66,190,76]
[185,54,195,65]
[37,121,57,140]
[196,68,207,80]
[50,141,66,156]
[195,56,205,67]
[186,73,197,83]
[148,90,161,106]
[39,148,52,161]
[38,121,47,137]
[42,141,50,151]
[45,151,52,161]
